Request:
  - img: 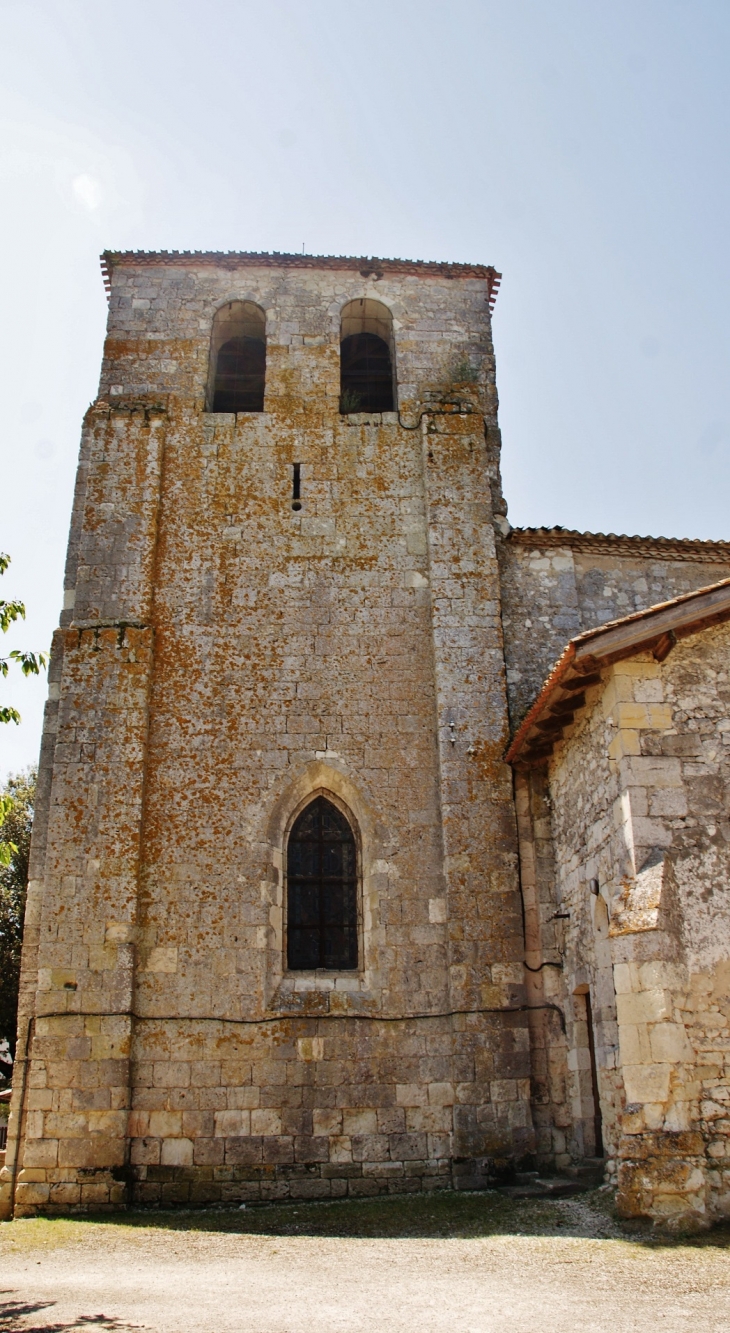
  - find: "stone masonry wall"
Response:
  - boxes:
[512,766,573,1170]
[2,258,531,1216]
[538,669,628,1178]
[0,395,165,1218]
[2,625,154,1215]
[543,627,730,1226]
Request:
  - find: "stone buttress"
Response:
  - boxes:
[1,401,164,1215]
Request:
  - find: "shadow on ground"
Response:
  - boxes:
[17,1189,728,1248]
[0,1294,141,1332]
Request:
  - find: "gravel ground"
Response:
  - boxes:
[1,1191,729,1333]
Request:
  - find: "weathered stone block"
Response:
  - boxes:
[225,1136,263,1165]
[22,1140,58,1169]
[342,1109,377,1136]
[390,1132,428,1161]
[214,1110,250,1138]
[294,1136,329,1163]
[15,1182,51,1208]
[649,1023,693,1064]
[616,990,670,1026]
[262,1136,294,1164]
[161,1137,193,1167]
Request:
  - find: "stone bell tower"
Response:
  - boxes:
[2,251,532,1216]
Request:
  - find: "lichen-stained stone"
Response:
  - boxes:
[2,252,531,1218]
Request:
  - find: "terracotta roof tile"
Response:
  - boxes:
[506,526,730,563]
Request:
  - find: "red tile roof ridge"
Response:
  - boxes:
[507,526,730,562]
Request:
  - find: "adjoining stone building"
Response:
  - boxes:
[507,576,730,1226]
[1,251,728,1227]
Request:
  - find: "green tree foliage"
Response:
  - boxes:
[0,769,35,1068]
[0,552,47,867]
[0,552,48,726]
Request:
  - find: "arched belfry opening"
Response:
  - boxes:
[207,300,266,412]
[340,298,394,413]
[286,795,358,970]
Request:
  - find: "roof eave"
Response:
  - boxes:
[100,250,502,309]
[506,575,730,766]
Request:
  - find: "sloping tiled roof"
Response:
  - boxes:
[507,526,730,564]
[100,251,502,309]
[506,575,730,766]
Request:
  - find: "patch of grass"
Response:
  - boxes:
[3,1190,729,1250]
[0,1216,86,1253]
[111,1190,571,1240]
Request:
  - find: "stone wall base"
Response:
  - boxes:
[3,1156,527,1216]
[617,1131,722,1231]
[4,1166,128,1218]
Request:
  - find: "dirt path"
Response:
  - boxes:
[1,1193,729,1332]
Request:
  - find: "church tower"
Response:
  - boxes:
[2,252,532,1215]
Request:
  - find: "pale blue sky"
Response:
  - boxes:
[1,0,729,775]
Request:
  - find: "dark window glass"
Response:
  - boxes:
[340,332,393,413]
[212,336,266,412]
[287,796,358,970]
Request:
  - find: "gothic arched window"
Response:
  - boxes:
[286,796,358,970]
[207,300,266,413]
[340,298,394,413]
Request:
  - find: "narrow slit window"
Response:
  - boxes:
[287,796,358,970]
[340,298,394,414]
[207,300,266,413]
[292,462,301,510]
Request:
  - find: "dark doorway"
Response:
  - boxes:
[287,796,358,970]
